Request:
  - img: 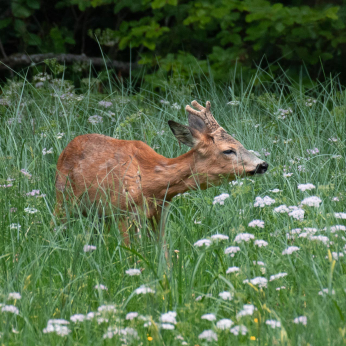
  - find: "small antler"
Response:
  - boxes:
[185,100,221,132]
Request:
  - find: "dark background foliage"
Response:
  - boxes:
[1,0,346,84]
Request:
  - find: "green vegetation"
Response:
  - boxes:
[0,67,346,345]
[1,0,346,83]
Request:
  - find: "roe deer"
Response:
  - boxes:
[54,100,268,244]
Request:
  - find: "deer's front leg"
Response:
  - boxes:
[118,218,131,246]
[149,204,171,261]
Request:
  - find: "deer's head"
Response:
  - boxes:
[168,100,268,183]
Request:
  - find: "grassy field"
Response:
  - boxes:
[0,69,346,345]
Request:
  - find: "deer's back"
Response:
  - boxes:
[55,133,165,210]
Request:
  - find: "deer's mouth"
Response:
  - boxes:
[249,162,269,175]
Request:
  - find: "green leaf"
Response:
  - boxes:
[325,6,339,20]
[151,0,166,9]
[27,0,41,10]
[143,40,155,50]
[0,18,11,30]
[28,33,42,46]
[12,2,32,18]
[14,19,26,35]
[275,22,285,32]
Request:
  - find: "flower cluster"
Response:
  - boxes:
[254,196,275,207]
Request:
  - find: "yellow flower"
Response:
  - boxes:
[250,336,256,340]
[254,318,258,323]
[148,336,153,341]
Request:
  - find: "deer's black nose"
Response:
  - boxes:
[256,162,268,174]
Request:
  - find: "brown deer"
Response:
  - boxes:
[54,100,268,244]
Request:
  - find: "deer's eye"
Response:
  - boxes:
[223,149,236,155]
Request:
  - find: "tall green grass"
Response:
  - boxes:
[0,68,345,345]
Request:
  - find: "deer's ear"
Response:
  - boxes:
[188,113,208,133]
[168,120,197,147]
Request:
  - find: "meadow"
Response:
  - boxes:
[0,69,346,345]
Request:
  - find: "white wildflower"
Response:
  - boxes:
[98,305,116,313]
[230,325,248,335]
[234,233,254,243]
[248,220,264,228]
[135,285,155,295]
[1,305,19,315]
[201,313,216,321]
[126,312,138,320]
[86,312,101,320]
[252,262,264,268]
[160,311,177,324]
[20,169,32,178]
[216,318,234,329]
[218,291,233,301]
[293,316,307,325]
[56,132,65,139]
[318,288,335,296]
[329,225,346,232]
[301,196,322,207]
[213,193,230,205]
[230,180,243,186]
[283,173,293,177]
[269,273,288,281]
[70,314,85,323]
[194,239,212,247]
[254,240,268,247]
[198,330,218,341]
[290,228,302,235]
[211,234,229,241]
[103,327,139,340]
[331,252,344,260]
[270,189,282,193]
[7,293,21,300]
[88,115,103,125]
[304,227,318,234]
[160,100,170,105]
[43,323,71,336]
[276,286,286,291]
[288,208,305,220]
[245,277,267,288]
[227,101,240,106]
[171,103,181,110]
[282,246,300,255]
[310,235,329,245]
[224,246,241,257]
[236,304,256,318]
[94,284,108,290]
[254,196,275,207]
[98,101,112,108]
[24,207,38,214]
[160,323,175,330]
[297,183,315,191]
[226,266,239,274]
[307,148,319,155]
[125,268,141,276]
[26,189,40,196]
[97,317,109,324]
[335,212,346,219]
[42,147,53,155]
[83,245,96,252]
[266,320,281,328]
[10,224,21,230]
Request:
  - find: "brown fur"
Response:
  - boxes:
[54,101,267,244]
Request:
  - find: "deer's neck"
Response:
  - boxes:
[150,149,209,201]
